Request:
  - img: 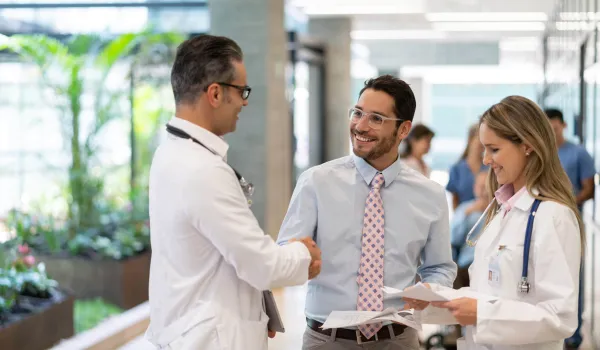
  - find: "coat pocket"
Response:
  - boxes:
[490,244,526,297]
[216,311,269,350]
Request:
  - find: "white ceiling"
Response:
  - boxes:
[289,0,560,71]
[290,0,556,40]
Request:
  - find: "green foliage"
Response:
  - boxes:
[5,210,64,253]
[131,84,174,215]
[0,31,184,260]
[74,298,123,334]
[0,244,59,319]
[6,205,150,260]
[0,31,182,239]
[0,272,17,316]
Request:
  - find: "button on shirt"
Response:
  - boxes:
[146,117,311,346]
[276,155,457,323]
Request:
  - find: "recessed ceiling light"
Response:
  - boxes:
[426,12,548,22]
[432,22,546,32]
[351,30,447,40]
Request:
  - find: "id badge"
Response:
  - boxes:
[488,255,501,288]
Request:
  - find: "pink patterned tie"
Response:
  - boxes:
[357,173,385,340]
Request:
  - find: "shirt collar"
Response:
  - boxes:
[168,116,229,160]
[352,154,402,188]
[495,184,539,212]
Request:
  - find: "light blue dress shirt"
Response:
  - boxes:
[277,155,457,324]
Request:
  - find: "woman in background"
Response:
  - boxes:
[447,124,487,210]
[400,123,435,177]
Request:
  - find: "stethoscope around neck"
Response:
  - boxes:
[464,196,542,294]
[165,124,255,207]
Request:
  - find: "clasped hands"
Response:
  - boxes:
[289,237,322,280]
[403,283,478,326]
[268,237,321,339]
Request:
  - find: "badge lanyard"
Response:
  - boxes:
[465,197,541,294]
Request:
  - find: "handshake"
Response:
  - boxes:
[289,237,322,279]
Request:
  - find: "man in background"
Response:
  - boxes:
[545,108,596,350]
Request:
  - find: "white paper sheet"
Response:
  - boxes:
[383,284,498,303]
[382,283,449,302]
[321,308,422,331]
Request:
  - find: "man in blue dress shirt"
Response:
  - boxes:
[545,108,596,350]
[277,75,457,349]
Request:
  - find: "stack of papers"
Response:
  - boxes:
[383,283,498,303]
[321,308,421,331]
[381,283,499,325]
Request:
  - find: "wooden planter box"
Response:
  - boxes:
[0,291,74,350]
[39,251,150,309]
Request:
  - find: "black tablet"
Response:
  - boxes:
[263,290,285,333]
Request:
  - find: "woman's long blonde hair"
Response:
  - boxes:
[481,95,585,253]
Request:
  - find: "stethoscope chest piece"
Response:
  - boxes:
[518,277,530,293]
[239,177,254,207]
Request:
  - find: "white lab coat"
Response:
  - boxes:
[145,117,312,350]
[460,188,581,350]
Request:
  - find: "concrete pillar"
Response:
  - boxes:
[209,0,291,238]
[309,17,352,161]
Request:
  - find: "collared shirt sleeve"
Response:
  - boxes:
[185,163,311,291]
[475,205,580,345]
[276,170,318,244]
[418,187,457,287]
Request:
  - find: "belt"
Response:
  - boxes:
[306,318,406,344]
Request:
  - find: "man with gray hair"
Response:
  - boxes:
[146,34,322,350]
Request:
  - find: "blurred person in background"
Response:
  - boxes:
[447,124,487,210]
[544,108,595,350]
[444,170,489,350]
[450,170,489,290]
[400,123,435,177]
[544,108,595,212]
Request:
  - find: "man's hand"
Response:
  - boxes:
[290,237,322,279]
[431,297,477,326]
[268,330,276,338]
[403,283,431,311]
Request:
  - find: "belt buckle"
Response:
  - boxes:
[355,330,378,344]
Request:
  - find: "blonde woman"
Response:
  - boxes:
[431,96,583,350]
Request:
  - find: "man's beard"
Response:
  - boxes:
[352,127,398,161]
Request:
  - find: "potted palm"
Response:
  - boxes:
[0,31,182,309]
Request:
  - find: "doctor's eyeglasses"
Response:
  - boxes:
[348,108,406,130]
[218,82,252,100]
